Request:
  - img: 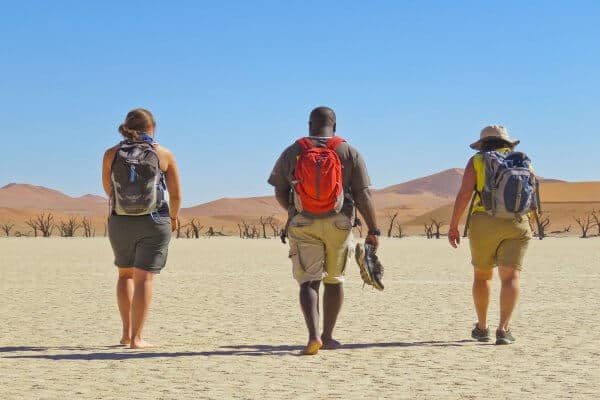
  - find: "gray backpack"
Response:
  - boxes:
[111,140,166,216]
[479,151,538,219]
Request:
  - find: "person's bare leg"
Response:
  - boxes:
[299,280,322,354]
[130,268,156,349]
[117,268,134,345]
[473,268,493,329]
[321,282,343,349]
[498,266,520,331]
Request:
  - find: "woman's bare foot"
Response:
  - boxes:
[130,339,155,349]
[321,338,341,350]
[120,337,131,345]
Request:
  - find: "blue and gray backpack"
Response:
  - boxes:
[110,135,167,216]
[479,151,538,219]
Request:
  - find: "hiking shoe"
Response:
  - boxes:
[355,243,384,291]
[495,329,516,345]
[471,324,491,342]
[366,244,385,291]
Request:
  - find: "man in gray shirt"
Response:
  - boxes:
[268,106,381,355]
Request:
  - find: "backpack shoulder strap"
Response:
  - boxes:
[326,136,345,151]
[296,137,314,152]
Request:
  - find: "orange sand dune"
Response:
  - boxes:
[0,183,107,213]
[1,172,599,237]
[540,181,600,203]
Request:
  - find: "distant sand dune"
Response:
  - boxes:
[1,170,598,237]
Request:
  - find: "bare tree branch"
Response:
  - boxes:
[0,221,15,237]
[574,213,593,238]
[385,210,399,238]
[58,216,81,237]
[430,218,445,239]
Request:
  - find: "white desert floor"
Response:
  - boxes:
[0,237,599,399]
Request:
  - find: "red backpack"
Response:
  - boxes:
[293,136,345,215]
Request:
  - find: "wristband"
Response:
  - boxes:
[367,229,381,236]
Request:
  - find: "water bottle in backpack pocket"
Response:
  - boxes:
[111,141,166,216]
[480,151,537,219]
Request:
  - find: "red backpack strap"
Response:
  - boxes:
[326,136,345,151]
[296,137,314,152]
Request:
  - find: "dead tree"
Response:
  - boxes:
[239,219,254,239]
[550,225,571,235]
[385,211,399,238]
[58,217,81,237]
[393,220,404,238]
[189,218,203,239]
[258,217,269,239]
[1,221,15,237]
[250,224,259,239]
[574,214,593,238]
[592,211,600,236]
[176,218,187,239]
[268,217,281,238]
[424,222,434,239]
[207,226,226,237]
[28,212,55,237]
[25,218,39,237]
[431,218,445,239]
[207,226,227,237]
[206,226,215,237]
[81,217,95,237]
[185,225,192,239]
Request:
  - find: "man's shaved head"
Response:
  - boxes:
[309,106,336,137]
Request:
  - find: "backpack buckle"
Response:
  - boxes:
[150,211,161,223]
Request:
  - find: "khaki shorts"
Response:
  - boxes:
[288,213,354,285]
[468,212,532,271]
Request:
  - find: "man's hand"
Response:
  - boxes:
[365,234,379,252]
[448,226,460,248]
[170,217,178,233]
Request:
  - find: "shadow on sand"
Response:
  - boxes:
[1,340,475,361]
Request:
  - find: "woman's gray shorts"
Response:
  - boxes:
[108,214,172,273]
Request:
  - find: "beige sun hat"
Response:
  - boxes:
[470,125,520,150]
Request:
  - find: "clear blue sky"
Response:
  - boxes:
[1,1,598,206]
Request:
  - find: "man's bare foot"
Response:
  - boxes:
[130,339,155,349]
[301,338,323,355]
[120,337,131,345]
[321,338,341,350]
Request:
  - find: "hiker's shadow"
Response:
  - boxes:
[222,339,474,354]
[1,340,474,361]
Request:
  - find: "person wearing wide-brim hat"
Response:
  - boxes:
[469,125,520,151]
[448,125,533,345]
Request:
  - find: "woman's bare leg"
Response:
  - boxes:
[498,266,520,331]
[130,268,155,349]
[117,268,134,344]
[472,268,493,329]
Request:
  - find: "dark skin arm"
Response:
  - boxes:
[448,157,476,248]
[274,185,291,210]
[353,187,380,250]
